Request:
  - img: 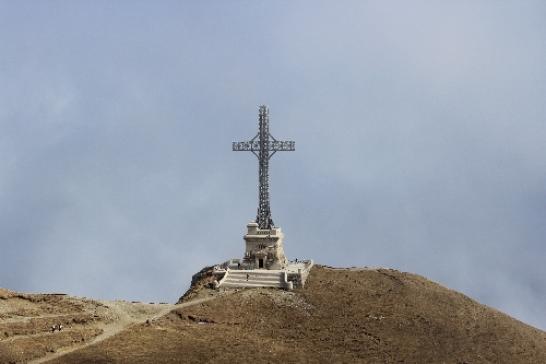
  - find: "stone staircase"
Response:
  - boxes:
[219,269,286,289]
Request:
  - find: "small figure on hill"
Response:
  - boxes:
[246,273,249,281]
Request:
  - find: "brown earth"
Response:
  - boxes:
[2,265,545,363]
[0,288,178,363]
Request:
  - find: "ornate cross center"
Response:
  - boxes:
[233,105,295,229]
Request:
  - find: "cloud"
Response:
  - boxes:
[0,1,545,329]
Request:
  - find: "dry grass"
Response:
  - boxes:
[0,292,111,363]
[47,265,546,363]
[0,290,174,363]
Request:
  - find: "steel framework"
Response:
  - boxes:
[233,105,295,229]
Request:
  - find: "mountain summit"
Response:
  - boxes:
[1,265,545,363]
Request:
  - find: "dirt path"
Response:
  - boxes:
[29,296,218,364]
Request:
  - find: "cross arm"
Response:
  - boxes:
[232,140,295,152]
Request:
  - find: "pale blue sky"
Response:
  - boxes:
[1,1,545,329]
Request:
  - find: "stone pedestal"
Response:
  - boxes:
[243,222,288,270]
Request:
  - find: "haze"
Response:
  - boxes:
[0,2,545,329]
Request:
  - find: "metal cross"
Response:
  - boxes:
[233,105,295,229]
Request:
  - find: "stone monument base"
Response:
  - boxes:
[242,222,287,270]
[213,260,314,290]
[212,221,313,290]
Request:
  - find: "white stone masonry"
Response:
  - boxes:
[243,222,287,270]
[214,260,314,290]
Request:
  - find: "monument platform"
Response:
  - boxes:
[213,260,314,290]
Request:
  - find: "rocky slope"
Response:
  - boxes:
[1,266,545,363]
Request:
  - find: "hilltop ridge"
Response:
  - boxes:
[1,265,545,363]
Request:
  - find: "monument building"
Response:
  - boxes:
[214,105,312,290]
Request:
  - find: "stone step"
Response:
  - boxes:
[224,279,282,285]
[225,275,281,282]
[227,272,283,279]
[221,281,283,288]
[224,279,282,284]
[217,269,288,289]
[228,270,282,275]
[224,275,281,281]
[224,279,281,285]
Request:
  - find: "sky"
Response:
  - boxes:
[0,1,545,329]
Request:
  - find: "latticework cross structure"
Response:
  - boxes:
[233,105,295,229]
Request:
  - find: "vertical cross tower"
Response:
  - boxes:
[233,105,295,229]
